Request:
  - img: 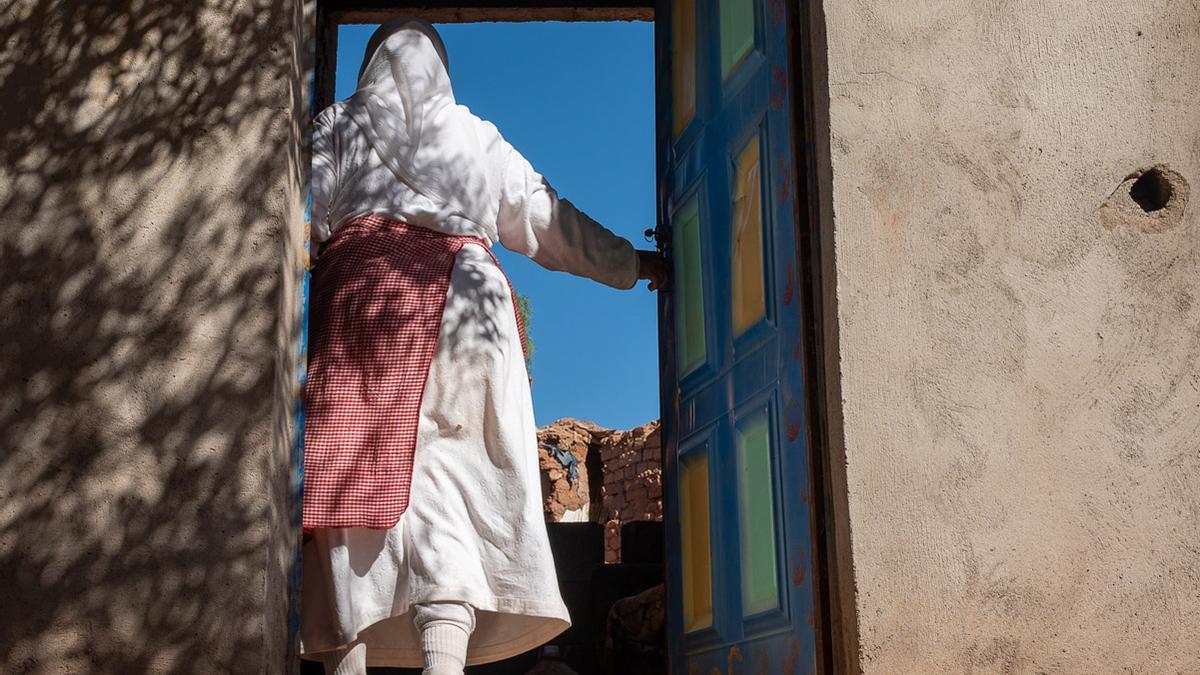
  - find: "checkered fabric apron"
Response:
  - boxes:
[302,214,525,530]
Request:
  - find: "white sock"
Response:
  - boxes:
[321,642,367,675]
[421,621,470,675]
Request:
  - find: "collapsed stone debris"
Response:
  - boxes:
[537,418,662,563]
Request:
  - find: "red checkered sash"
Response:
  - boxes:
[302,214,525,530]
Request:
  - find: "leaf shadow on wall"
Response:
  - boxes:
[0,0,308,672]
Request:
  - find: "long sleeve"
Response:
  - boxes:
[311,108,339,243]
[495,142,640,290]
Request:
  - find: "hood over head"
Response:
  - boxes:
[357,18,450,86]
[345,19,465,207]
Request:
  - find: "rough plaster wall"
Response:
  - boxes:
[823,1,1200,672]
[0,0,306,673]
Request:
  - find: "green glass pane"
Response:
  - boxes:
[673,199,706,374]
[680,450,713,631]
[720,0,755,78]
[736,409,778,615]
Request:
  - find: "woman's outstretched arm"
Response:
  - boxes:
[495,141,667,291]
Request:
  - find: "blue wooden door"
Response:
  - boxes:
[656,0,819,671]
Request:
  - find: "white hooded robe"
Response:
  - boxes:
[300,19,640,667]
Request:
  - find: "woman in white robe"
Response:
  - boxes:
[301,18,668,675]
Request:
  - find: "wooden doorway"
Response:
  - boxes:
[306,2,854,672]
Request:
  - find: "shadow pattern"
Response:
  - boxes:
[0,0,308,672]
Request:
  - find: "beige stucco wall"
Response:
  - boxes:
[0,1,307,672]
[823,1,1200,672]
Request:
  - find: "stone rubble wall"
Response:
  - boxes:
[537,418,602,523]
[538,419,662,562]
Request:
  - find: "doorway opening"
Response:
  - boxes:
[301,1,852,673]
[305,7,666,675]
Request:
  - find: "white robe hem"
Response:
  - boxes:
[300,591,570,667]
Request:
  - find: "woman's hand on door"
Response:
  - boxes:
[636,249,670,292]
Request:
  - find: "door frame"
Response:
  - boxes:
[783,1,859,671]
[314,0,653,111]
[305,3,858,672]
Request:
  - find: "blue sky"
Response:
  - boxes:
[333,22,660,429]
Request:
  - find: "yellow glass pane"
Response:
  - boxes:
[720,0,755,78]
[732,136,765,336]
[674,199,706,374]
[671,0,697,138]
[736,410,779,615]
[680,450,713,632]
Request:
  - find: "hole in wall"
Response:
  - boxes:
[1129,167,1173,213]
[1099,164,1190,232]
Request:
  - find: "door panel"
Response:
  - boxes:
[735,406,779,616]
[718,0,756,78]
[672,196,708,376]
[670,0,697,138]
[657,0,819,670]
[679,443,714,632]
[731,132,766,337]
